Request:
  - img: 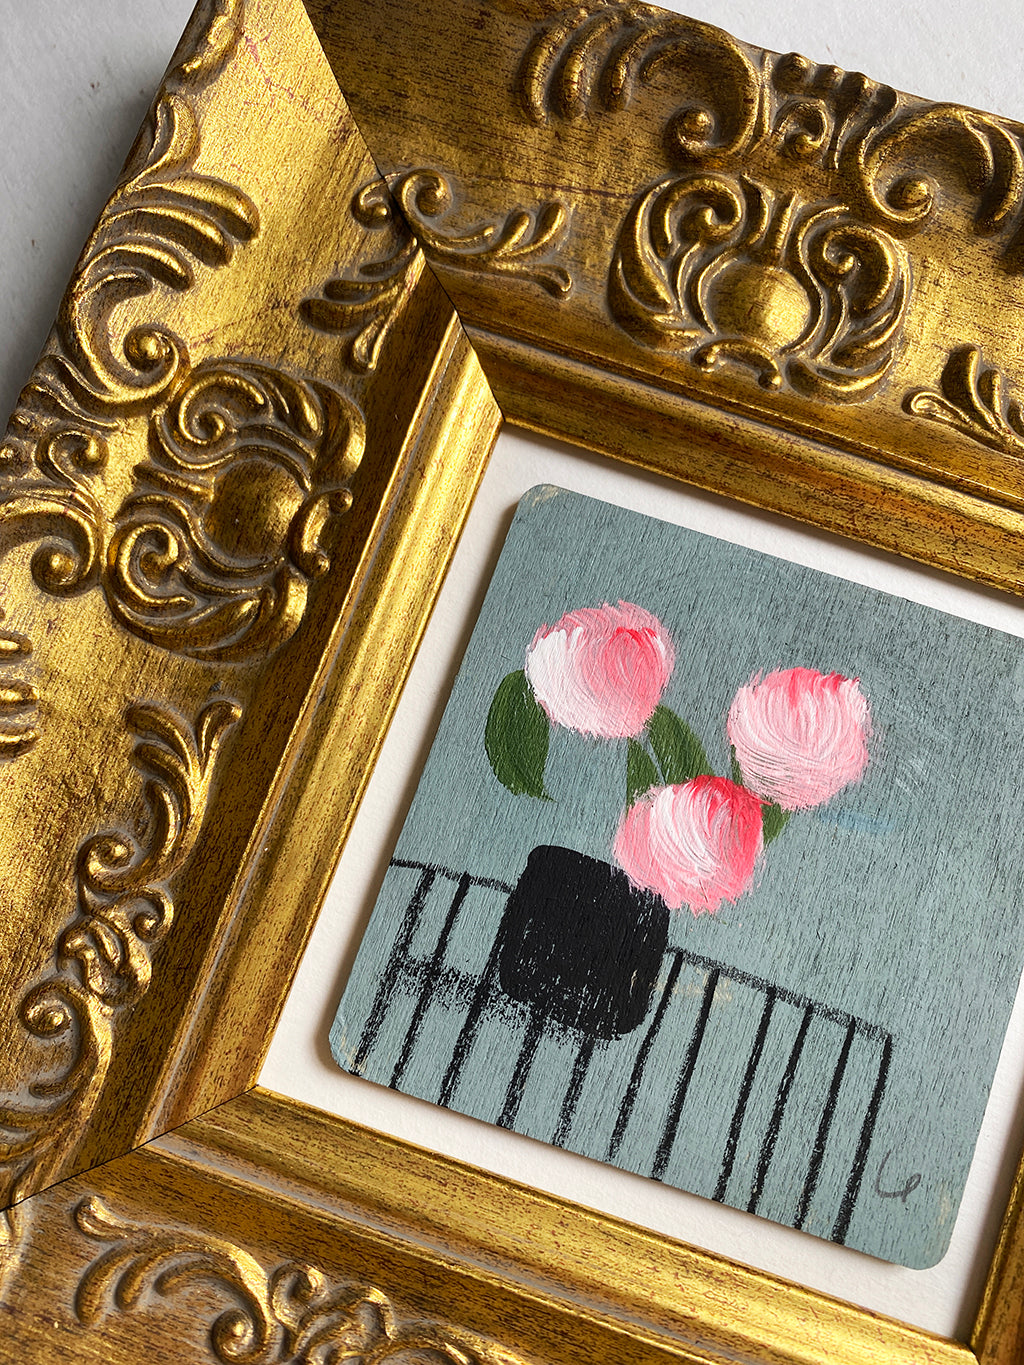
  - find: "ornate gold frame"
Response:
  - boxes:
[3,0,1024,1359]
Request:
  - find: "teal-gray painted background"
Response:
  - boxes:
[331,486,1024,1267]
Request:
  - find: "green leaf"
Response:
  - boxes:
[626,738,660,807]
[647,705,713,786]
[761,802,791,845]
[484,670,551,798]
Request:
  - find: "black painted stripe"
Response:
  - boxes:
[438,941,504,1107]
[390,873,473,1090]
[670,945,884,1041]
[354,865,436,1072]
[498,1006,546,1129]
[554,1033,598,1148]
[795,1017,856,1230]
[608,954,684,1162]
[748,1003,813,1216]
[832,1034,893,1244]
[391,856,513,895]
[653,967,720,1181]
[714,987,776,1203]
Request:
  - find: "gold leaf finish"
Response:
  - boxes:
[0,700,239,1208]
[0,1,255,627]
[73,1193,517,1365]
[905,345,1024,456]
[0,0,501,1214]
[0,1090,968,1365]
[300,182,425,374]
[169,0,246,84]
[1,18,257,483]
[519,1,762,163]
[306,170,572,321]
[311,0,1024,596]
[10,0,1024,1361]
[0,0,361,666]
[611,172,908,397]
[522,4,1024,249]
[851,98,1024,241]
[0,624,38,758]
[105,362,364,660]
[55,91,258,406]
[392,170,573,297]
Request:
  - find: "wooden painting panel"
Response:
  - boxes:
[332,484,1024,1268]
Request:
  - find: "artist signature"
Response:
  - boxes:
[874,1149,922,1203]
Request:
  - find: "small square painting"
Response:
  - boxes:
[331,485,1024,1267]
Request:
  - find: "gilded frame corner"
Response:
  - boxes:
[2,0,1024,1361]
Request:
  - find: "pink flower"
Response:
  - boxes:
[727,668,870,811]
[524,601,674,740]
[613,777,764,915]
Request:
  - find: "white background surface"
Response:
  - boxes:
[4,0,1024,1344]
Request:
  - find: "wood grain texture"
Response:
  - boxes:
[305,0,1024,596]
[0,1088,975,1365]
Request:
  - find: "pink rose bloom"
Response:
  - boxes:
[525,601,674,740]
[727,667,870,811]
[613,777,764,915]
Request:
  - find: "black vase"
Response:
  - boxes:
[497,845,669,1040]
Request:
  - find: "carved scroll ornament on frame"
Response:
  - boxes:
[0,0,438,1219]
[518,1,1024,406]
[0,9,367,670]
[71,1194,525,1365]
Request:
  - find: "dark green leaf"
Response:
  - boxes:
[626,738,660,807]
[484,670,550,798]
[648,705,713,786]
[761,802,791,845]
